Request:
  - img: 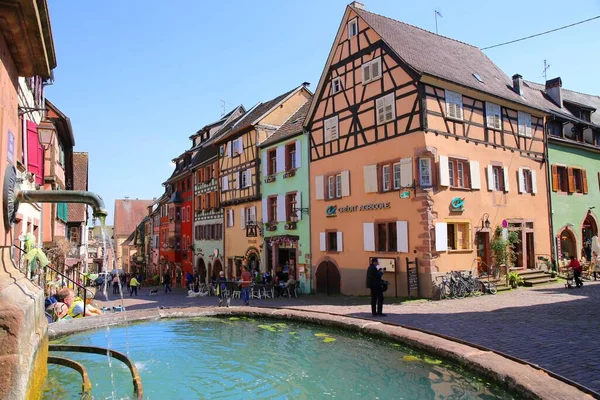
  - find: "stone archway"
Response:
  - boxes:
[558,228,577,260]
[196,257,206,284]
[315,260,341,295]
[581,212,598,260]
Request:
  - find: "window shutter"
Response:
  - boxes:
[315,175,324,200]
[362,63,370,83]
[469,160,481,189]
[236,172,241,189]
[223,176,229,191]
[246,169,252,187]
[251,206,256,223]
[486,165,494,191]
[384,93,395,121]
[551,165,558,192]
[277,194,286,222]
[435,222,448,252]
[518,168,525,193]
[294,140,301,168]
[567,167,575,193]
[227,141,232,157]
[400,158,413,188]
[503,166,510,192]
[376,97,384,125]
[296,192,302,220]
[486,103,501,130]
[276,146,285,173]
[230,209,234,227]
[363,165,378,193]
[438,155,450,187]
[261,150,268,176]
[262,198,268,223]
[583,169,589,194]
[330,117,338,140]
[337,232,343,252]
[341,170,350,197]
[531,170,537,194]
[320,232,326,251]
[525,114,531,137]
[363,223,375,251]
[396,221,408,253]
[371,58,381,80]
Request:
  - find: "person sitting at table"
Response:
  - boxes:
[264,271,272,284]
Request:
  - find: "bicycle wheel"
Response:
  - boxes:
[440,283,450,300]
[487,282,497,295]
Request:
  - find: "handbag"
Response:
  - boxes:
[381,280,389,293]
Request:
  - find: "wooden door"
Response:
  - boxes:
[476,232,491,275]
[316,261,341,295]
[526,233,535,269]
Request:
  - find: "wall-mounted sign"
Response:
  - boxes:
[376,257,396,272]
[246,224,258,237]
[326,202,391,217]
[502,219,508,228]
[400,191,410,199]
[7,130,14,164]
[450,197,465,212]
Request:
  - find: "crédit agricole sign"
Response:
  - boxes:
[326,202,391,217]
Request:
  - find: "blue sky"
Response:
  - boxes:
[46,0,600,225]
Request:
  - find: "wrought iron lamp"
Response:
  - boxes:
[36,119,56,150]
[481,213,491,230]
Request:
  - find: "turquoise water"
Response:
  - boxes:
[44,317,518,399]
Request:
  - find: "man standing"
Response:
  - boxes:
[240,266,252,306]
[129,275,140,296]
[366,258,386,317]
[163,271,172,293]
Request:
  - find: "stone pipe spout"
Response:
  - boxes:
[16,190,109,220]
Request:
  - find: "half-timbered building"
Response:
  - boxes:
[216,84,311,278]
[305,2,552,297]
[190,106,245,284]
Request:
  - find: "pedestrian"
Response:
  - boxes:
[568,255,583,288]
[112,274,120,295]
[592,251,600,281]
[129,275,140,296]
[186,271,194,291]
[240,266,252,306]
[163,271,172,293]
[366,258,386,317]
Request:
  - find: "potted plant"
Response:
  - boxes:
[490,225,520,283]
[507,271,524,288]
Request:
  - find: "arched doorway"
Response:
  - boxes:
[315,261,341,295]
[212,259,222,279]
[197,258,206,284]
[559,228,577,260]
[582,213,598,260]
[247,252,259,273]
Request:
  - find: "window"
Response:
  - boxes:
[548,121,562,137]
[336,174,342,198]
[327,232,338,251]
[492,165,504,191]
[376,93,395,125]
[580,110,591,122]
[205,193,211,209]
[286,192,297,221]
[69,227,80,244]
[448,158,470,188]
[205,166,211,182]
[324,116,339,142]
[376,222,397,252]
[233,138,243,155]
[382,165,390,191]
[331,77,342,94]
[348,18,358,38]
[519,168,535,194]
[445,90,463,120]
[268,196,277,223]
[419,158,432,187]
[245,207,255,226]
[447,222,471,250]
[268,149,276,175]
[518,111,532,137]
[362,57,382,84]
[555,166,568,192]
[393,163,401,189]
[286,142,296,170]
[227,209,234,227]
[327,174,342,199]
[486,102,502,130]
[241,170,248,188]
[573,168,584,193]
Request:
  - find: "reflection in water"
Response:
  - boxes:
[44,317,518,399]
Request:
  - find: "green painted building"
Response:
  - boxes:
[531,78,600,264]
[259,101,312,293]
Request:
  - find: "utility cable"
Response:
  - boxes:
[481,15,600,50]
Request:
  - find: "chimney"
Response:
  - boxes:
[512,74,523,96]
[545,77,563,107]
[350,1,364,9]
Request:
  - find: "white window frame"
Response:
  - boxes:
[419,158,432,187]
[382,165,390,192]
[331,77,342,95]
[486,102,502,130]
[348,18,358,38]
[232,137,243,155]
[376,93,396,125]
[392,162,401,190]
[328,176,335,199]
[324,115,339,142]
[362,57,382,84]
[227,209,234,227]
[335,174,342,198]
[445,90,464,120]
[518,111,532,137]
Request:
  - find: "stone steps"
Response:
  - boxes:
[511,269,557,287]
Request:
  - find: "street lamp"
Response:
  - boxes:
[36,119,56,150]
[481,213,491,230]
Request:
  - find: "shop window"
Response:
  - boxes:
[447,222,471,250]
[376,222,397,252]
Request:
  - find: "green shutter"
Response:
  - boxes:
[57,203,68,221]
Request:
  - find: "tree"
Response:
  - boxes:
[490,225,520,271]
[44,237,71,272]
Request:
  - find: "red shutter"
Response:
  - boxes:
[26,121,44,185]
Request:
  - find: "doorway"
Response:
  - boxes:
[316,261,341,295]
[559,229,577,260]
[475,231,491,275]
[247,252,259,274]
[277,248,296,281]
[197,258,206,284]
[526,232,535,269]
[582,214,598,261]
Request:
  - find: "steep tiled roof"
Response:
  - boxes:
[259,99,311,148]
[352,7,549,113]
[215,86,301,144]
[67,152,88,222]
[113,199,153,237]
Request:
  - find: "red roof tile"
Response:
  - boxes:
[113,199,153,237]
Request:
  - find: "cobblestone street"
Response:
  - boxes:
[94,280,600,395]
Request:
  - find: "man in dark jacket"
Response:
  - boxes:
[367,258,386,317]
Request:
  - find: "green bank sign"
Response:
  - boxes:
[326,202,391,217]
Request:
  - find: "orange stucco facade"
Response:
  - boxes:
[307,7,552,297]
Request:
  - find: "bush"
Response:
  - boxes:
[153,275,160,286]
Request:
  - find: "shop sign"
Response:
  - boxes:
[400,190,410,199]
[326,202,391,217]
[450,197,465,212]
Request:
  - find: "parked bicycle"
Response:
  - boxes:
[435,270,496,300]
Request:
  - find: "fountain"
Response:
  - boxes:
[0,163,108,400]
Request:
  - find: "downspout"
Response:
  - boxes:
[544,116,557,269]
[305,131,313,294]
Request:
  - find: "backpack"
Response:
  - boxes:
[366,265,373,289]
[382,280,389,293]
[45,296,57,309]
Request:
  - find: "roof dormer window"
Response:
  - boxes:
[348,18,358,38]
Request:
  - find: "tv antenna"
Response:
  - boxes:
[220,100,230,116]
[434,10,443,34]
[542,59,551,81]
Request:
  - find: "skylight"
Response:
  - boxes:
[472,73,484,83]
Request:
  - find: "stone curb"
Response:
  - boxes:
[48,306,594,400]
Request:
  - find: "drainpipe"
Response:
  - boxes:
[306,133,313,294]
[544,116,557,269]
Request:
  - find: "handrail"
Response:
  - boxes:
[49,344,143,400]
[47,356,92,398]
[45,265,92,317]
